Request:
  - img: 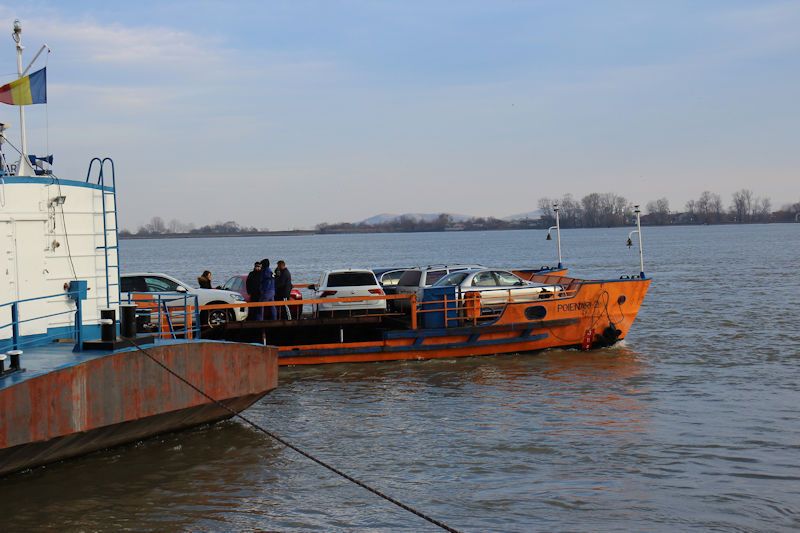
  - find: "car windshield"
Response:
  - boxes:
[222,277,237,290]
[327,272,377,287]
[433,272,469,286]
[397,270,422,287]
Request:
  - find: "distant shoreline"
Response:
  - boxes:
[120,230,316,240]
[120,221,798,240]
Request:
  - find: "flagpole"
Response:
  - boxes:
[13,19,34,177]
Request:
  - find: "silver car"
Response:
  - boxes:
[394,264,483,311]
[431,268,563,307]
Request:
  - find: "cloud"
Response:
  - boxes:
[1,9,222,69]
[50,82,177,110]
[713,1,800,57]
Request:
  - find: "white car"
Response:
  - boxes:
[120,273,248,327]
[431,268,564,307]
[310,269,387,316]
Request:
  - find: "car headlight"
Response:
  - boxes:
[230,293,245,302]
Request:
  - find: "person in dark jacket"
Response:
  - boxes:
[274,260,293,319]
[246,261,263,320]
[259,258,276,320]
[198,270,212,289]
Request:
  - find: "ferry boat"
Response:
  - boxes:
[193,204,650,366]
[0,20,277,477]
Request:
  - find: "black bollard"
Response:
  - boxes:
[100,309,116,342]
[7,350,21,370]
[119,304,137,338]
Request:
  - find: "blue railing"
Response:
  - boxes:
[124,292,201,339]
[0,291,84,351]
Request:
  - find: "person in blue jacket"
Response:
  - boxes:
[259,258,276,320]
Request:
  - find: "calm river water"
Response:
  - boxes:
[2,224,799,531]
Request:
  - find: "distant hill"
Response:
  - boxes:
[359,212,473,225]
[502,209,545,221]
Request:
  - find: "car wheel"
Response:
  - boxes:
[201,306,233,328]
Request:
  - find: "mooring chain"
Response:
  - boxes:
[122,337,463,533]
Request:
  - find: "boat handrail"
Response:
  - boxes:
[0,291,80,308]
[0,290,83,353]
[197,286,580,331]
[125,291,200,340]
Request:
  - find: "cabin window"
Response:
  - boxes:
[525,306,547,320]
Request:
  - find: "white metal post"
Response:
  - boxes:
[554,203,563,268]
[13,20,35,177]
[635,205,644,278]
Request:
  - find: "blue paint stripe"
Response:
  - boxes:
[0,176,112,191]
[386,322,542,339]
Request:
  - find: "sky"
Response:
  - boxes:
[0,1,798,230]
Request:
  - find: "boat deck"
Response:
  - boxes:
[0,337,262,391]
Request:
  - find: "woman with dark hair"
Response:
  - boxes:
[197,270,212,289]
[259,259,276,320]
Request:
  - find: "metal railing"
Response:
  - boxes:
[124,292,200,339]
[0,291,82,351]
[200,285,578,331]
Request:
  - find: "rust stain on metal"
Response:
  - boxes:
[0,342,277,454]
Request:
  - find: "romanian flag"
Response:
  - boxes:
[0,67,47,106]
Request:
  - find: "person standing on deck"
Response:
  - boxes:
[246,261,263,320]
[274,260,293,319]
[259,258,276,320]
[198,271,213,289]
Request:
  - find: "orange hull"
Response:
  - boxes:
[278,277,650,366]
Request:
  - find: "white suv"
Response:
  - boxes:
[394,264,483,311]
[121,273,248,327]
[310,269,386,316]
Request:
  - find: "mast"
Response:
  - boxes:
[12,19,35,177]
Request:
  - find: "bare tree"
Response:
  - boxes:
[559,194,582,228]
[754,197,772,222]
[168,218,185,233]
[646,197,670,225]
[709,193,723,223]
[685,199,696,222]
[581,193,602,227]
[730,189,754,223]
[537,197,555,226]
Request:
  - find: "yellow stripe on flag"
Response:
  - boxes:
[9,78,33,105]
